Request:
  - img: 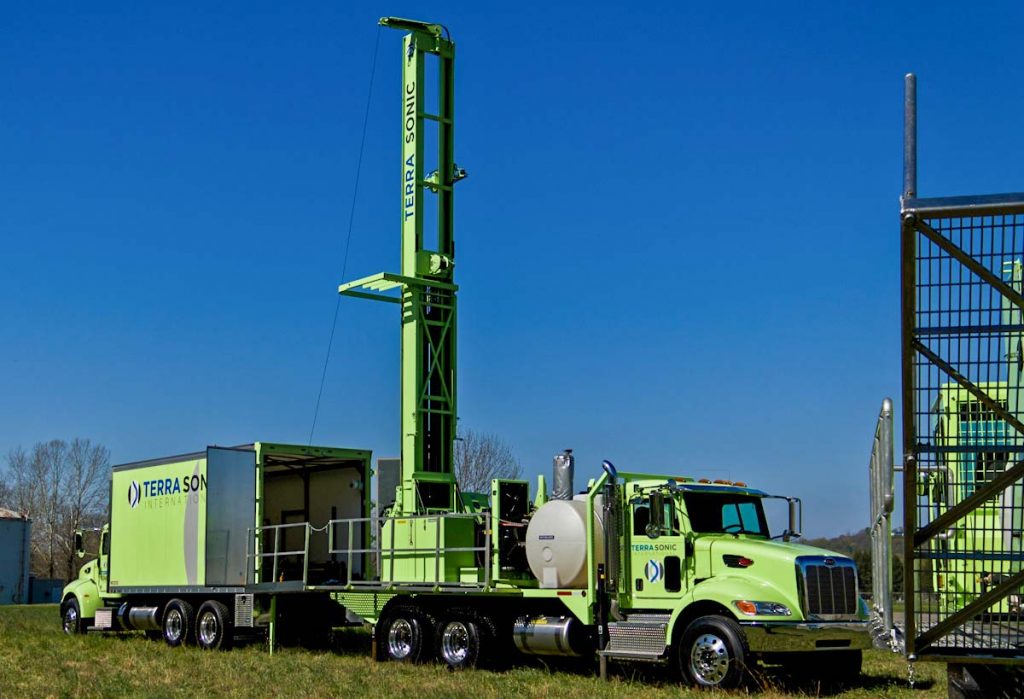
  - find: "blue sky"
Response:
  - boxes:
[3,2,1024,537]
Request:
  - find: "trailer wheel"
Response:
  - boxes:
[61,598,87,635]
[379,605,434,663]
[435,611,494,670]
[162,599,195,647]
[677,615,749,689]
[196,600,233,650]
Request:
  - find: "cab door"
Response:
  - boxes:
[628,493,686,603]
[98,526,110,591]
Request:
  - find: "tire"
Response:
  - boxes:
[378,605,435,663]
[61,598,87,635]
[677,615,749,689]
[196,600,233,651]
[163,598,195,647]
[435,611,494,670]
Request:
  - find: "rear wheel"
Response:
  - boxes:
[163,599,195,647]
[677,615,749,689]
[196,600,233,650]
[435,611,494,670]
[61,598,86,635]
[379,605,434,663]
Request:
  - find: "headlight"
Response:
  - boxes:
[733,600,792,616]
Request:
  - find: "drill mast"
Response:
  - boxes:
[339,17,463,515]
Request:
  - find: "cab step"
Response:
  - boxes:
[600,614,670,661]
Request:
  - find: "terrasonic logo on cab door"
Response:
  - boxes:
[632,542,678,552]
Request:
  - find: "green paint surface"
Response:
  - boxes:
[109,458,207,588]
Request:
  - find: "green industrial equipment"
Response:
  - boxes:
[59,17,872,689]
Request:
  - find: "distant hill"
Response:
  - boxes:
[802,528,904,557]
[801,528,905,593]
[802,528,871,556]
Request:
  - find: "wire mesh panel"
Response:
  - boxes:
[902,195,1024,660]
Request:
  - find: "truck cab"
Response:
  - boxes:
[61,524,116,633]
[597,473,871,686]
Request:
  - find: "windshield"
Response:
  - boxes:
[682,492,769,537]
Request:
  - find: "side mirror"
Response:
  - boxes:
[787,498,802,540]
[74,530,85,558]
[647,492,665,538]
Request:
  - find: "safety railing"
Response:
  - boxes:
[247,512,492,590]
[327,512,491,590]
[868,397,902,652]
[247,521,314,585]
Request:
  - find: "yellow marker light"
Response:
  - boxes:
[735,601,758,616]
[733,600,792,617]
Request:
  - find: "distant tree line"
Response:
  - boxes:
[0,439,109,581]
[803,528,905,595]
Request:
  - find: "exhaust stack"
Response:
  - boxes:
[552,449,574,500]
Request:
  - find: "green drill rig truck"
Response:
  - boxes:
[60,16,871,689]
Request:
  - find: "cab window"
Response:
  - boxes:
[633,503,651,535]
[683,492,769,537]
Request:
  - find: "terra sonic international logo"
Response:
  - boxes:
[644,559,663,584]
[128,480,141,509]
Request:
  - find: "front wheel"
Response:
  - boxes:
[61,598,87,635]
[677,615,749,689]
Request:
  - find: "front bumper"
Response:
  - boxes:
[739,620,872,654]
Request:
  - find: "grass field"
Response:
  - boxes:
[0,604,945,698]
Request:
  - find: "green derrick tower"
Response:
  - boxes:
[340,18,464,516]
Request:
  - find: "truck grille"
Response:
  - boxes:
[797,556,858,618]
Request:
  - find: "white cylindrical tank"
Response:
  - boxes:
[525,497,603,589]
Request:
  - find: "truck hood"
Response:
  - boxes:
[698,534,850,568]
[690,536,859,620]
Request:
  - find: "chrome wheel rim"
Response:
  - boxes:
[387,618,414,659]
[63,605,78,634]
[198,611,219,646]
[165,609,183,642]
[690,633,730,685]
[440,621,470,665]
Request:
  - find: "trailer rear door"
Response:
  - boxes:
[205,447,256,586]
